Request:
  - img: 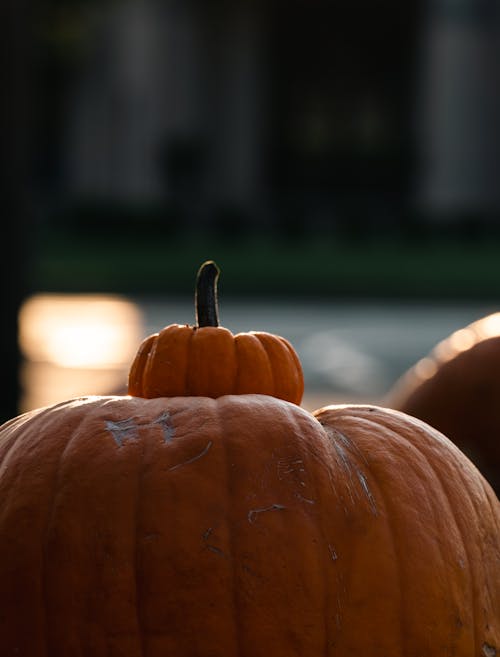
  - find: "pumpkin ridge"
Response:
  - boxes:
[379,414,497,649]
[402,425,478,651]
[484,486,500,534]
[362,455,407,654]
[215,395,333,655]
[142,334,160,397]
[184,326,195,395]
[233,334,246,395]
[447,446,500,651]
[41,408,91,651]
[133,426,148,657]
[0,405,46,438]
[254,331,304,403]
[421,451,479,654]
[338,408,456,453]
[316,408,483,653]
[254,335,276,398]
[338,411,475,490]
[230,332,239,396]
[278,336,305,402]
[216,400,245,657]
[0,413,32,475]
[128,334,156,397]
[5,400,98,652]
[316,410,408,655]
[318,416,407,654]
[291,410,332,654]
[233,333,273,396]
[164,396,243,654]
[0,410,52,654]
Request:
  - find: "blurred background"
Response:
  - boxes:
[2,0,500,421]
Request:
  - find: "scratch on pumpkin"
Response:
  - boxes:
[202,527,226,558]
[328,544,338,561]
[206,545,226,557]
[277,458,305,480]
[169,440,213,471]
[356,470,378,515]
[106,411,175,446]
[153,410,175,442]
[295,492,315,504]
[106,418,138,446]
[248,503,287,523]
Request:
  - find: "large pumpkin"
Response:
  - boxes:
[386,312,500,495]
[0,263,499,656]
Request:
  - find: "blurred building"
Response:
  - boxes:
[419,0,500,218]
[50,0,500,228]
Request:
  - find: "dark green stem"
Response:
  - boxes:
[195,260,220,327]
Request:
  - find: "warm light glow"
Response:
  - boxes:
[476,313,500,339]
[433,338,457,362]
[413,356,438,381]
[447,328,476,354]
[432,315,500,364]
[19,294,143,368]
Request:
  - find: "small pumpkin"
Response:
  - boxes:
[385,312,500,495]
[128,261,304,404]
[0,263,499,656]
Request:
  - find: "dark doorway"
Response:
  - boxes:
[267,0,421,221]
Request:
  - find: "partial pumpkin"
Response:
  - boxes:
[0,263,499,656]
[386,311,500,495]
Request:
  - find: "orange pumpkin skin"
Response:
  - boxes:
[1,395,499,656]
[386,312,500,495]
[128,324,304,404]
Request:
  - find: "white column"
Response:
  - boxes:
[201,2,266,211]
[65,0,203,201]
[417,1,500,215]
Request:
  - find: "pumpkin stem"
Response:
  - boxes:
[195,260,220,327]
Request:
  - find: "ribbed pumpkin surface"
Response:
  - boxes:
[128,325,304,405]
[0,395,499,656]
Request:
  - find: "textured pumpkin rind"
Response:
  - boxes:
[0,395,499,656]
[128,324,304,404]
[386,314,500,494]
